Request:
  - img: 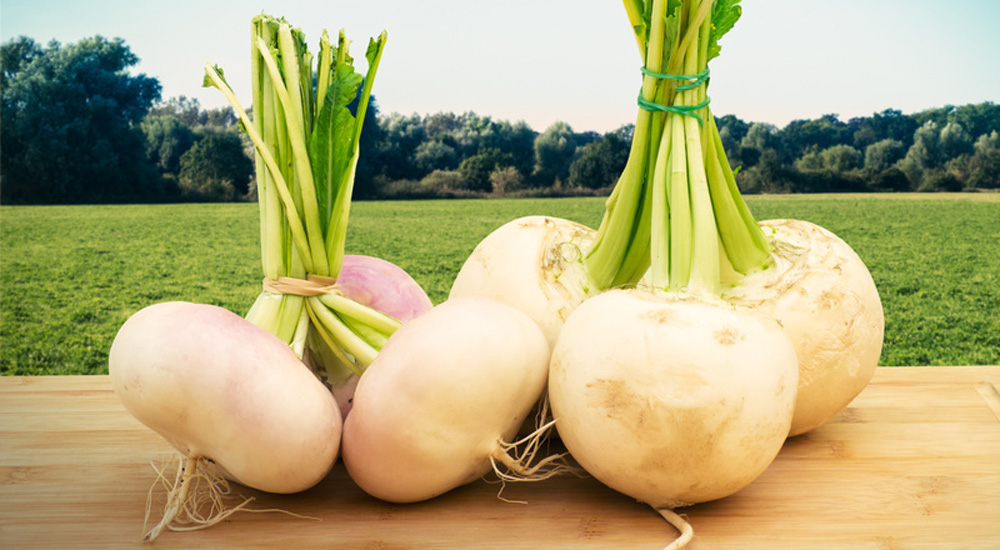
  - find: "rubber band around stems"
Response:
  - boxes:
[262,275,342,297]
[637,66,710,125]
[641,66,710,91]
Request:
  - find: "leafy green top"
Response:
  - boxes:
[708,0,742,62]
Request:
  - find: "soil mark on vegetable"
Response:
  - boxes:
[588,378,647,428]
[713,326,743,346]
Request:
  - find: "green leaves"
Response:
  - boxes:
[711,0,742,38]
[310,61,363,236]
[708,0,742,61]
[661,1,682,68]
[205,14,397,371]
[316,30,386,277]
[202,64,226,88]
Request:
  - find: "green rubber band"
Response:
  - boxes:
[637,66,711,124]
[641,66,710,91]
[636,94,711,125]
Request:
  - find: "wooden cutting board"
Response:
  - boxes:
[1,367,998,549]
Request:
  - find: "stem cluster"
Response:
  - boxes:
[584,0,771,296]
[203,15,396,377]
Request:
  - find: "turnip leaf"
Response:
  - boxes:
[708,0,742,61]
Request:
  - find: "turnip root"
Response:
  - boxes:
[342,296,567,503]
[724,219,884,436]
[312,254,434,418]
[109,301,341,540]
[549,290,798,538]
[338,254,433,323]
[449,215,596,347]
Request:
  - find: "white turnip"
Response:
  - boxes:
[450,215,596,347]
[544,2,836,546]
[724,219,884,436]
[342,296,564,503]
[550,290,798,509]
[109,301,341,540]
[449,216,598,439]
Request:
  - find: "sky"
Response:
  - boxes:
[2,0,999,134]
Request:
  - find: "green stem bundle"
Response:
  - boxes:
[204,14,396,378]
[584,0,771,295]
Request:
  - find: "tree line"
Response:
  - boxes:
[2,35,998,205]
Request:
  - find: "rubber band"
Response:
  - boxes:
[262,274,342,297]
[640,66,710,91]
[637,94,711,125]
[637,66,711,124]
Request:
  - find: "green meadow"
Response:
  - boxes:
[2,193,998,375]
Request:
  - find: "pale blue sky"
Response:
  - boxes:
[3,0,998,133]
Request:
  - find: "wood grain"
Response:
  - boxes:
[1,367,998,549]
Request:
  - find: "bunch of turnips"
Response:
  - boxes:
[110,4,883,547]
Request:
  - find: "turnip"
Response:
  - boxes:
[545,2,868,547]
[312,254,433,418]
[342,296,568,503]
[112,17,419,540]
[448,216,596,439]
[450,216,595,346]
[550,289,798,508]
[109,301,341,540]
[338,254,433,324]
[725,219,885,436]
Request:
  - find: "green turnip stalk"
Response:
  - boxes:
[449,1,770,349]
[589,0,771,296]
[204,14,399,380]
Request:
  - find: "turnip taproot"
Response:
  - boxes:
[342,296,568,503]
[725,219,884,436]
[110,301,341,540]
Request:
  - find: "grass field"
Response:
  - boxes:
[2,193,998,375]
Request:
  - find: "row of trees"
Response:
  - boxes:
[2,36,252,204]
[355,103,1000,198]
[718,105,1000,194]
[354,111,634,199]
[2,35,998,205]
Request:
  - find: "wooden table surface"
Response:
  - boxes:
[1,367,999,549]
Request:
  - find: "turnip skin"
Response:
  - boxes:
[449,215,596,347]
[549,289,798,508]
[338,254,433,324]
[726,219,884,436]
[318,254,434,418]
[342,296,551,504]
[109,301,341,495]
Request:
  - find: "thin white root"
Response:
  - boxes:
[488,413,586,503]
[532,393,555,433]
[142,454,317,542]
[654,507,694,550]
[142,455,254,541]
